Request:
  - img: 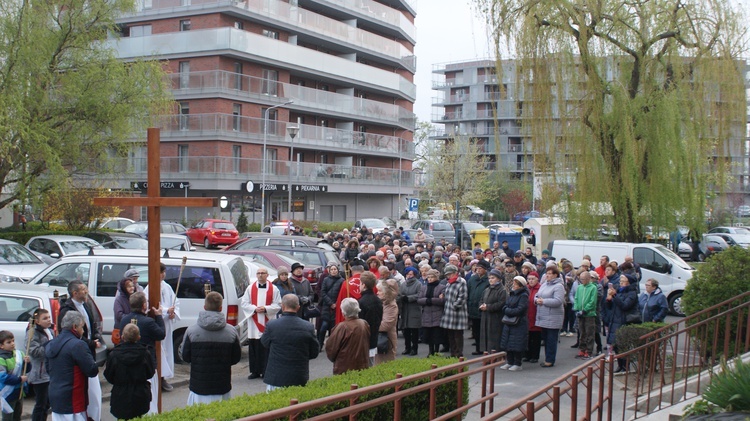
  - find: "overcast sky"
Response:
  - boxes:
[413,0,492,124]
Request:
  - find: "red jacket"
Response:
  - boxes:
[527,282,542,332]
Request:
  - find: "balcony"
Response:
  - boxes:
[113,28,416,101]
[310,0,416,42]
[123,0,416,72]
[153,113,415,158]
[170,70,415,129]
[117,156,414,188]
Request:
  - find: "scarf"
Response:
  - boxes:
[0,350,23,414]
[447,274,459,284]
[251,282,274,333]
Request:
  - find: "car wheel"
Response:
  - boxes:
[173,329,186,364]
[203,237,211,249]
[668,292,685,317]
[697,252,706,262]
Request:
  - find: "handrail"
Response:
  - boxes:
[236,352,506,421]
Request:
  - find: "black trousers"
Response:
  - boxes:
[471,318,481,353]
[402,328,419,352]
[248,338,268,376]
[526,330,542,360]
[31,382,50,421]
[423,326,443,355]
[445,329,464,357]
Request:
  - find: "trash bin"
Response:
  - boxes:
[470,228,490,249]
[490,230,523,252]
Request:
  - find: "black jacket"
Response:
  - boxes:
[116,310,165,367]
[182,311,241,396]
[104,342,155,420]
[320,274,344,324]
[261,312,319,388]
[358,289,383,349]
[500,287,530,352]
[58,298,103,356]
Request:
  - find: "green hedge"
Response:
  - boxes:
[149,356,468,420]
[0,229,94,245]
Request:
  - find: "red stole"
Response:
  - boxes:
[335,274,362,324]
[251,282,274,333]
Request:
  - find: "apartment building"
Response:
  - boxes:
[431,58,750,195]
[108,0,417,223]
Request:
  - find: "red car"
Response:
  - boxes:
[187,219,239,249]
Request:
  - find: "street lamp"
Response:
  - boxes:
[261,100,293,226]
[286,125,299,232]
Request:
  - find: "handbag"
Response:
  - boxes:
[501,315,519,326]
[626,312,642,325]
[377,332,389,354]
[304,303,321,319]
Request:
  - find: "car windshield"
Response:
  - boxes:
[728,234,750,244]
[112,238,149,249]
[214,222,237,230]
[161,237,188,250]
[654,245,693,271]
[0,245,42,264]
[361,219,387,228]
[123,223,147,234]
[60,240,99,254]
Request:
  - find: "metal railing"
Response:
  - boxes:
[493,291,750,420]
[236,353,506,421]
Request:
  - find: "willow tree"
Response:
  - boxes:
[424,136,489,218]
[476,0,747,241]
[0,0,172,212]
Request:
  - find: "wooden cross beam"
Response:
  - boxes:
[93,128,217,413]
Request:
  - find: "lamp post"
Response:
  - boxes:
[286,125,299,232]
[261,100,293,226]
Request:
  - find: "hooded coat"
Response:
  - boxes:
[605,282,639,345]
[103,342,155,420]
[182,310,242,396]
[479,282,507,352]
[639,287,669,323]
[500,287,529,352]
[113,278,133,327]
[45,329,99,415]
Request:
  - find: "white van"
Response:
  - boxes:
[29,249,254,361]
[549,240,694,316]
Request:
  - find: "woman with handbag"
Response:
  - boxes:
[417,269,446,355]
[375,279,399,364]
[479,269,507,353]
[605,274,639,374]
[500,276,529,371]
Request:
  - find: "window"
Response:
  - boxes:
[178,102,189,130]
[36,263,91,288]
[180,19,191,31]
[178,144,189,173]
[234,21,244,30]
[261,69,278,96]
[633,248,670,274]
[320,154,328,164]
[129,146,147,173]
[262,29,279,39]
[233,145,241,173]
[130,25,152,37]
[178,61,190,89]
[266,148,277,175]
[261,108,278,135]
[0,295,42,322]
[232,103,241,131]
[136,0,153,10]
[233,62,243,90]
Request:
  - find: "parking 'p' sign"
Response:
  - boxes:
[408,198,419,212]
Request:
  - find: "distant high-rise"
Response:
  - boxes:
[110,0,417,222]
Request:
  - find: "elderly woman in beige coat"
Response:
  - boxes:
[375,278,399,364]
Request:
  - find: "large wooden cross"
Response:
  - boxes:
[93,128,217,412]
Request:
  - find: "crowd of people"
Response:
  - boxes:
[0,225,672,420]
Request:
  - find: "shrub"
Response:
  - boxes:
[682,357,750,418]
[149,356,468,421]
[0,229,93,245]
[614,322,671,354]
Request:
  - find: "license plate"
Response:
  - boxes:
[222,233,231,237]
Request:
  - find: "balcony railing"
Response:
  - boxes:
[119,156,415,187]
[170,70,415,129]
[153,113,415,158]
[313,0,416,41]
[125,0,415,72]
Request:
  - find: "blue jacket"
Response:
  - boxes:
[639,288,668,323]
[45,329,98,415]
[116,310,166,367]
[261,312,319,387]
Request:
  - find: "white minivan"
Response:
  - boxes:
[549,240,694,316]
[30,249,254,361]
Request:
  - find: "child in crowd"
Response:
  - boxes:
[103,324,155,421]
[0,330,30,421]
[26,310,54,421]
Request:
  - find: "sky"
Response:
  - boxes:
[412,0,493,125]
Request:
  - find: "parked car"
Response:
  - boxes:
[89,217,135,230]
[26,235,101,259]
[696,235,731,261]
[0,283,108,365]
[0,239,50,283]
[123,221,188,238]
[261,221,295,235]
[708,226,750,235]
[353,218,391,234]
[232,234,332,250]
[462,205,493,222]
[186,219,239,249]
[84,231,148,249]
[408,220,456,244]
[426,206,451,220]
[736,205,750,217]
[161,234,196,251]
[512,210,545,222]
[30,249,252,361]
[224,249,319,285]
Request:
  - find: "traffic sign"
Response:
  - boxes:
[131,181,190,190]
[408,198,419,212]
[293,185,328,192]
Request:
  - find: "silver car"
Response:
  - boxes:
[0,239,50,283]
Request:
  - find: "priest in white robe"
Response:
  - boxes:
[240,268,281,380]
